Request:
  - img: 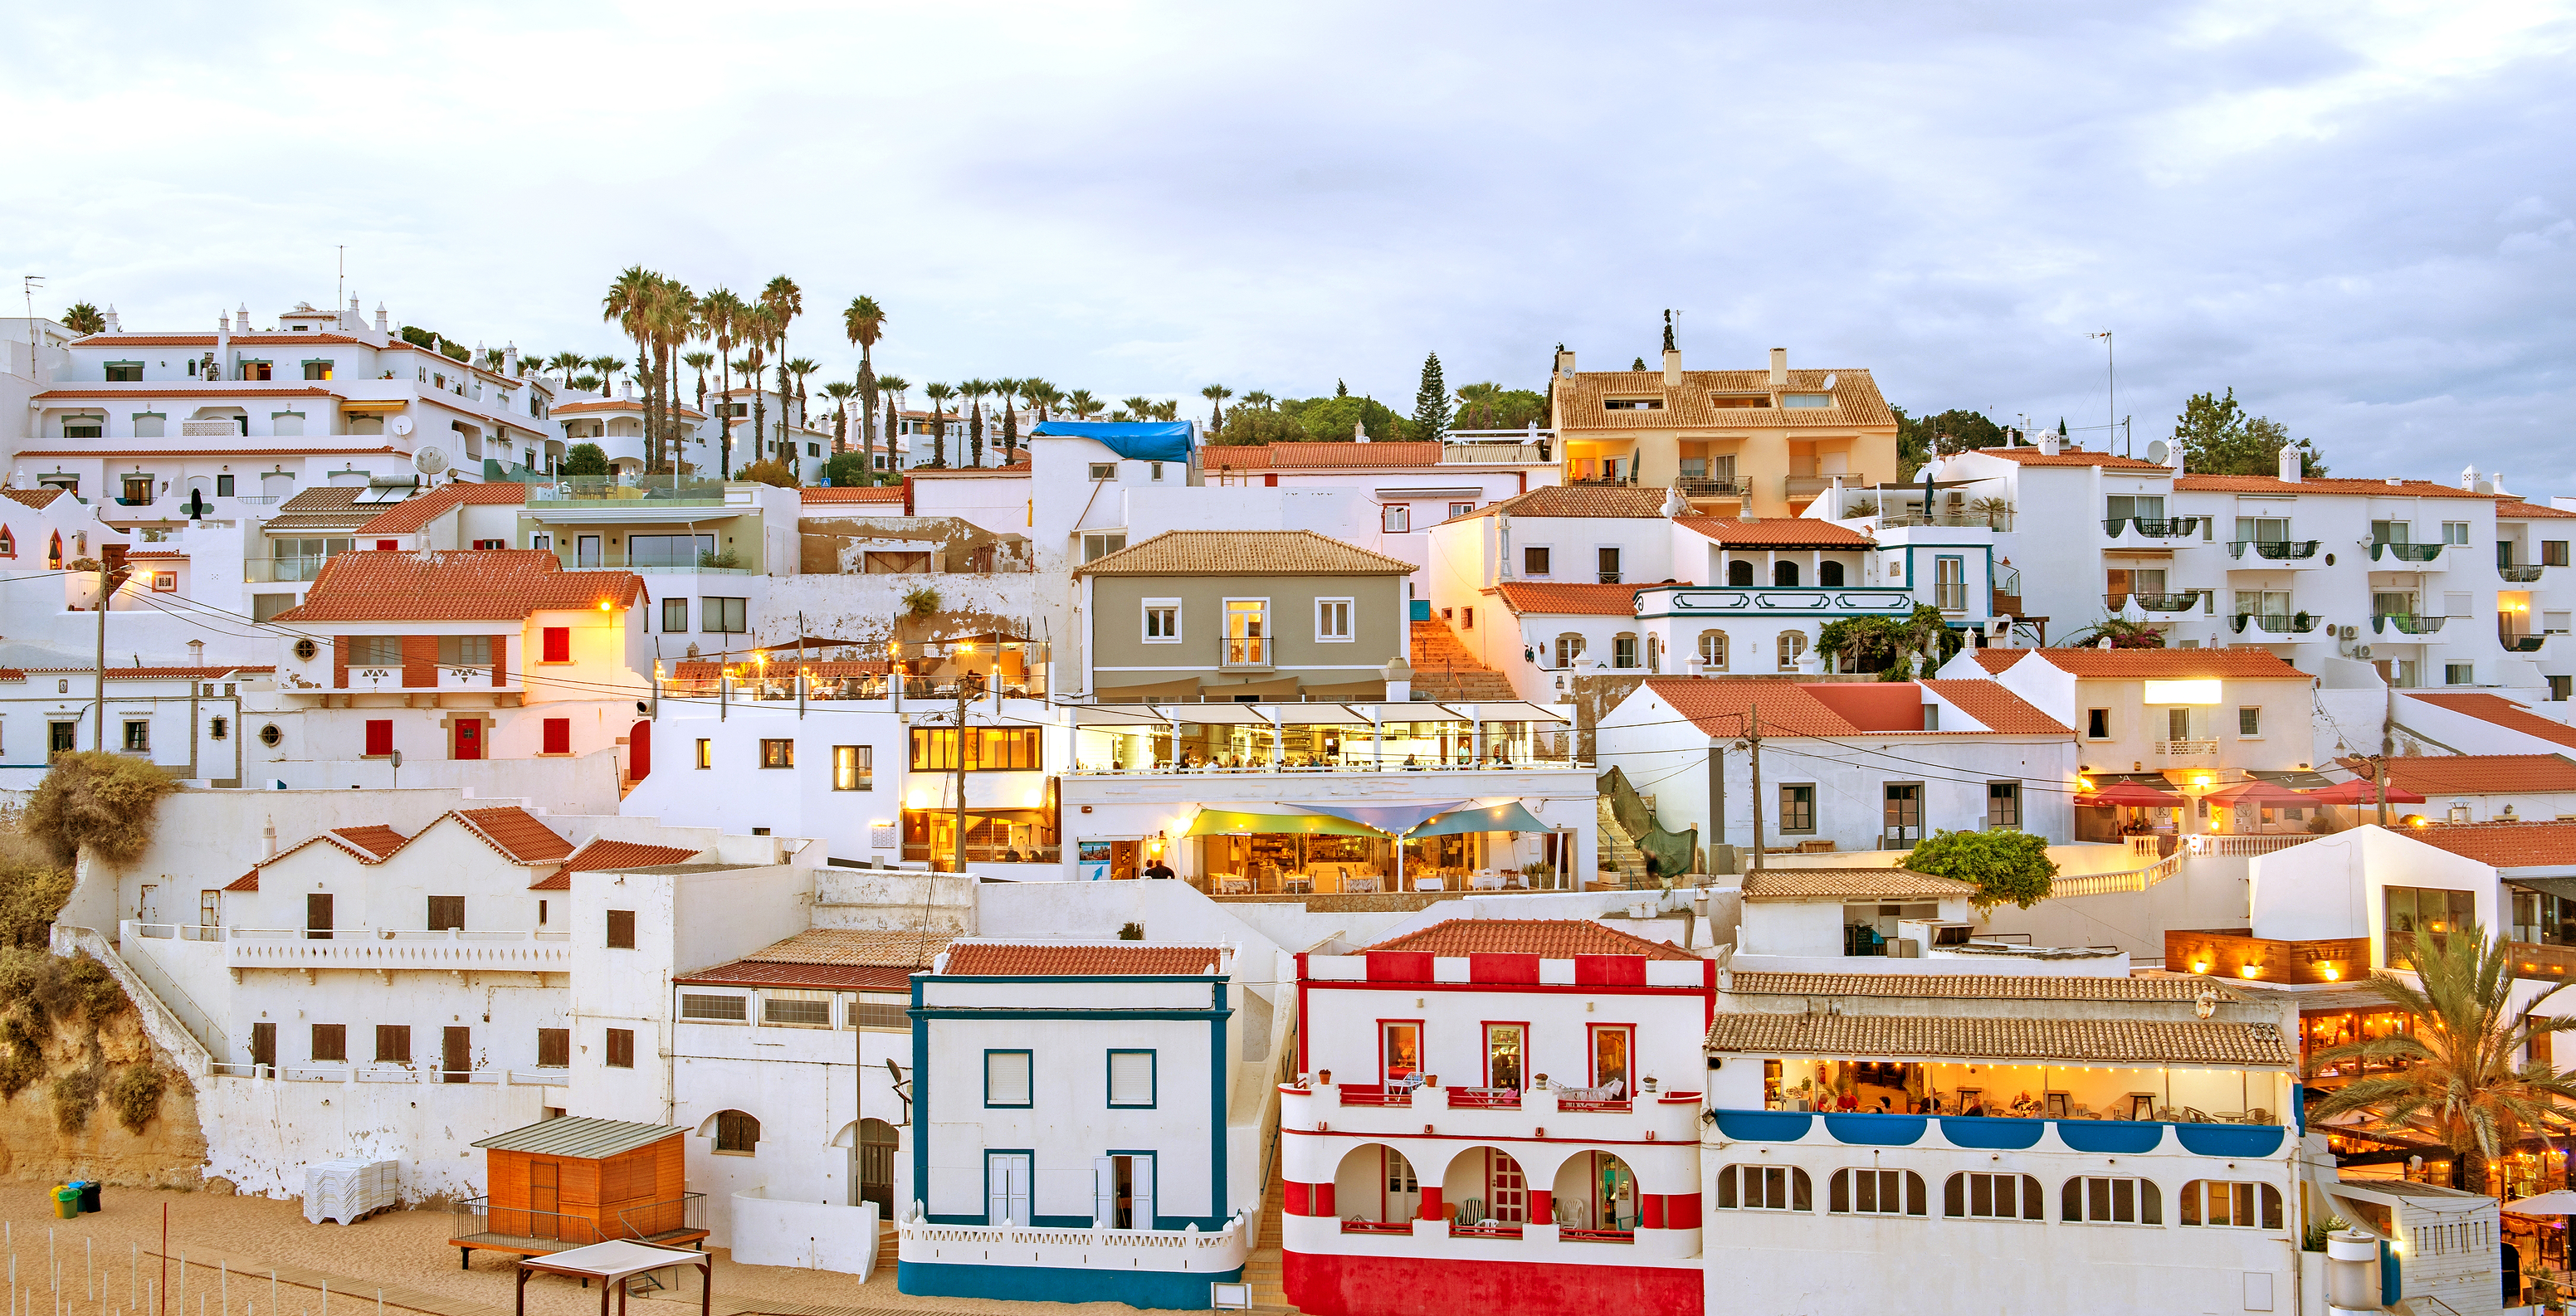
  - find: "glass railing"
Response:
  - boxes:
[529,475,730,504]
[247,556,329,582]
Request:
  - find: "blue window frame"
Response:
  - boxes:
[1107,1048,1157,1109]
[984,1049,1032,1108]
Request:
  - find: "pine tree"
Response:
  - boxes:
[1335,378,1349,397]
[2057,417,2068,436]
[1632,357,1647,371]
[1410,352,1451,444]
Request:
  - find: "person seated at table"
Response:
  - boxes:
[1962,1098,1987,1117]
[1875,1096,1894,1113]
[1002,848,1021,862]
[1143,857,1175,880]
[1403,754,1422,770]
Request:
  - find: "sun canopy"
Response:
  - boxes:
[2310,777,2429,805]
[1305,802,1470,835]
[2076,782,2186,808]
[2205,780,2315,807]
[2506,1189,2576,1216]
[1184,806,1385,838]
[1409,802,1552,836]
[1030,420,1195,462]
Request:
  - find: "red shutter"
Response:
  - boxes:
[364,720,393,757]
[490,634,507,687]
[1364,952,1433,983]
[1467,953,1539,984]
[542,626,570,662]
[332,635,350,689]
[375,539,398,550]
[542,719,571,754]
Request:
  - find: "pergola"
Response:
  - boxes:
[513,1240,710,1316]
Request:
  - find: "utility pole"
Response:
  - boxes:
[952,640,974,875]
[2090,330,2117,455]
[1746,702,1765,872]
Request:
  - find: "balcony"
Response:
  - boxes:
[2502,564,2547,582]
[1783,476,1833,498]
[2372,614,2447,636]
[223,927,572,972]
[2101,516,2203,539]
[1570,474,1637,487]
[2106,592,2203,613]
[559,550,752,576]
[1219,636,1270,669]
[247,555,330,583]
[2228,540,2320,561]
[1676,477,1747,498]
[2154,738,2219,756]
[2370,542,2445,564]
[1877,511,2014,531]
[1706,1109,2288,1158]
[1282,1078,1700,1143]
[2505,633,2547,653]
[2230,613,2319,636]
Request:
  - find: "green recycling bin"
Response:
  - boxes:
[51,1186,76,1220]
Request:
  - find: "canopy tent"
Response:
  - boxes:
[2076,782,2187,807]
[1410,802,1553,837]
[1029,419,1195,462]
[2203,780,2316,808]
[1305,802,1470,836]
[2309,777,2429,805]
[1184,807,1386,838]
[2505,1189,2576,1216]
[515,1241,710,1316]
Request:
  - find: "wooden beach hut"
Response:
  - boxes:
[450,1117,708,1268]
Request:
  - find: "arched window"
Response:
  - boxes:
[1727,559,1754,586]
[2062,1176,2161,1225]
[1715,1163,1811,1211]
[2178,1180,2281,1229]
[47,532,62,570]
[0,526,14,558]
[1819,560,1844,586]
[1697,631,1727,670]
[1773,561,1799,587]
[1554,633,1587,669]
[1612,634,1639,669]
[1944,1172,2043,1220]
[1831,1168,1926,1216]
[714,1109,760,1154]
[1776,631,1808,671]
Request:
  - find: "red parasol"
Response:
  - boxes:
[2076,781,2187,807]
[2203,779,2316,808]
[2308,777,2428,805]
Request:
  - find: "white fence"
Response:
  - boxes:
[220,926,572,972]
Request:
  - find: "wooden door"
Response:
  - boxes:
[305,893,333,940]
[453,720,483,761]
[529,1161,560,1240]
[858,1119,897,1212]
[443,1026,471,1083]
[249,1022,276,1071]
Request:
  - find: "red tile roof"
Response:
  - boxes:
[1268,441,1446,469]
[2495,500,2576,520]
[530,837,703,889]
[1638,676,2065,738]
[2172,475,2500,500]
[1457,485,1672,520]
[1967,647,2311,680]
[2403,693,2576,751]
[800,486,905,504]
[451,807,576,865]
[69,333,371,348]
[2401,821,2576,868]
[2,488,66,509]
[941,943,1229,976]
[1202,446,1272,470]
[1963,447,2174,471]
[1363,918,1697,960]
[354,482,530,534]
[223,870,259,892]
[674,960,918,990]
[330,825,409,860]
[1677,517,1874,547]
[1489,581,1654,617]
[2342,753,2576,796]
[272,549,642,622]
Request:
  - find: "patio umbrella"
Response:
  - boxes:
[2505,1189,2576,1216]
[1408,802,1553,836]
[2076,782,2186,808]
[2309,777,2429,805]
[2202,780,2316,808]
[1183,807,1386,838]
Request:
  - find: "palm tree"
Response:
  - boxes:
[647,276,697,475]
[682,350,715,463]
[921,382,955,467]
[1201,384,1233,434]
[2308,924,2576,1197]
[591,357,625,395]
[603,265,655,446]
[1149,399,1180,422]
[700,288,745,475]
[1022,378,1061,425]
[1242,389,1275,411]
[737,304,779,473]
[61,303,105,335]
[1066,390,1105,420]
[546,352,586,390]
[760,275,802,454]
[820,380,857,456]
[842,295,886,475]
[959,379,990,467]
[876,373,908,475]
[1120,395,1154,422]
[786,358,822,461]
[993,378,1027,463]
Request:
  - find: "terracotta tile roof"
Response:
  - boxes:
[940,943,1230,976]
[1553,368,1896,431]
[451,807,576,865]
[1638,676,2061,738]
[272,549,642,622]
[263,485,373,531]
[1725,972,2235,1002]
[1072,529,1414,577]
[223,870,259,892]
[354,482,530,534]
[801,486,905,504]
[1456,485,1671,521]
[1963,446,2174,471]
[1268,441,1446,469]
[1490,582,1651,617]
[2398,820,2576,868]
[671,659,889,680]
[2172,475,2500,500]
[1918,680,2073,735]
[1703,1012,2293,1066]
[739,927,957,967]
[530,838,705,889]
[329,825,409,860]
[2403,693,2576,751]
[674,960,917,991]
[2,488,66,509]
[2341,753,2576,796]
[1968,647,2311,680]
[1676,517,1875,547]
[1362,918,1698,960]
[1737,868,1977,901]
[1203,446,1272,470]
[2495,500,2576,520]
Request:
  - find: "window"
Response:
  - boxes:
[50,722,76,754]
[2105,494,2166,524]
[302,361,334,381]
[437,635,492,674]
[661,598,689,632]
[760,738,794,768]
[703,597,747,632]
[1819,560,1845,586]
[1382,1021,1421,1082]
[1830,1168,1927,1216]
[2447,664,2476,685]
[849,992,908,1030]
[1147,461,1164,481]
[832,744,871,790]
[427,896,465,931]
[694,738,711,769]
[310,1024,347,1063]
[1554,634,1585,668]
[1316,597,1354,641]
[2443,521,2471,545]
[2238,706,2261,737]
[1987,782,2020,829]
[628,534,715,568]
[216,474,234,497]
[1775,631,1807,671]
[540,626,571,662]
[1773,561,1800,587]
[209,716,227,740]
[1697,631,1728,670]
[1944,1172,2044,1220]
[1089,462,1116,481]
[1715,1165,1812,1211]
[1223,598,1268,665]
[1728,559,1755,585]
[473,539,505,550]
[2086,709,2110,739]
[1081,532,1126,563]
[536,1028,570,1068]
[373,1025,411,1065]
[2178,1180,2282,1230]
[123,720,149,753]
[105,363,144,383]
[606,909,636,949]
[1523,546,1550,577]
[2237,516,2291,544]
[681,993,748,1022]
[349,636,402,666]
[1934,556,1966,611]
[62,416,103,438]
[1485,1023,1524,1089]
[1612,635,1638,669]
[1885,783,1923,842]
[2549,541,2571,568]
[1598,547,1621,584]
[910,727,1042,770]
[714,1110,760,1154]
[2063,1176,2162,1225]
[985,1050,1033,1106]
[541,719,571,754]
[1460,606,1475,631]
[2384,885,2476,962]
[604,1028,635,1068]
[1108,1050,1156,1107]
[761,992,832,1027]
[2370,519,2412,545]
[1449,501,1474,519]
[1143,600,1180,642]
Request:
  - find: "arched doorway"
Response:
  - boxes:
[857,1118,898,1211]
[1552,1150,1637,1233]
[1440,1146,1529,1227]
[1331,1143,1418,1227]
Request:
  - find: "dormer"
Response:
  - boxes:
[1709,392,1772,410]
[1602,397,1665,412]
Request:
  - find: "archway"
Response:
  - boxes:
[1331,1143,1418,1226]
[1440,1146,1530,1226]
[1552,1150,1637,1233]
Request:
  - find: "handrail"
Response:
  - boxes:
[2373,614,2447,636]
[2371,541,2446,563]
[2051,852,2183,899]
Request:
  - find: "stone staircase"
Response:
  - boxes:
[1408,617,1518,700]
[1244,1160,1305,1314]
[1596,797,1648,888]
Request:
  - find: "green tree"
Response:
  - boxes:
[564,443,609,476]
[1334,379,1348,397]
[2173,388,2326,476]
[738,457,800,488]
[1281,394,1408,443]
[820,451,873,487]
[1064,389,1104,419]
[992,378,1024,464]
[961,379,991,466]
[1214,406,1305,446]
[26,752,178,865]
[1410,353,1451,443]
[2308,925,2576,1196]
[921,382,954,466]
[700,287,748,475]
[1452,383,1547,431]
[760,275,803,458]
[876,373,908,475]
[821,380,856,454]
[1902,829,2057,914]
[1631,357,1647,371]
[842,295,886,475]
[60,304,104,335]
[1816,616,1907,675]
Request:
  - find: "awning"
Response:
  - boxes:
[1184,807,1385,838]
[1410,802,1552,836]
[2206,780,2315,807]
[2505,1189,2576,1216]
[1092,676,1205,704]
[2507,878,2576,901]
[1165,705,1276,725]
[1306,802,1470,835]
[2247,769,2339,790]
[1203,675,1303,700]
[1462,700,1573,724]
[337,398,411,412]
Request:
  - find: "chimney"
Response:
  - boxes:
[216,312,230,379]
[2460,465,2479,491]
[622,377,635,400]
[101,305,120,333]
[1554,348,1577,378]
[374,301,388,333]
[504,342,520,375]
[2279,446,2305,484]
[2494,470,2510,497]
[1353,419,1368,444]
[2037,430,2061,456]
[261,815,276,860]
[1661,485,1690,519]
[237,301,250,330]
[1662,348,1682,387]
[346,293,361,330]
[1769,347,1788,388]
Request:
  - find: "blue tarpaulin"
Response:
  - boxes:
[1028,420,1196,462]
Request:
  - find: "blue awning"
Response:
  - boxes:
[1029,420,1196,462]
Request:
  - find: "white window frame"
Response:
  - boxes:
[1143,598,1182,645]
[1315,597,1354,643]
[1222,597,1271,667]
[1382,503,1412,534]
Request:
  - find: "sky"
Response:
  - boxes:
[4,0,2573,482]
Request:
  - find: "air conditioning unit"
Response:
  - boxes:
[2337,625,2359,640]
[2355,646,2374,659]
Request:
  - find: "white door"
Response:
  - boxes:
[139,884,160,925]
[1132,1156,1154,1229]
[577,535,603,568]
[1093,1156,1117,1228]
[987,1153,1031,1226]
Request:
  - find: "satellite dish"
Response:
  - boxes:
[1821,373,1837,390]
[388,415,414,437]
[413,446,449,475]
[2146,439,2171,465]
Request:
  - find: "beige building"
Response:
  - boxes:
[1072,529,1413,699]
[1548,345,1899,518]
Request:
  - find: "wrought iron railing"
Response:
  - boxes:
[2502,564,2546,582]
[2230,613,2318,635]
[2371,542,2445,563]
[2108,592,2201,612]
[451,1192,705,1250]
[2373,614,2447,636]
[2102,517,2200,538]
[2228,540,2320,560]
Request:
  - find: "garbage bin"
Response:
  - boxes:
[51,1187,76,1220]
[77,1182,100,1213]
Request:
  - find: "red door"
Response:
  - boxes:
[453,720,483,760]
[629,720,651,781]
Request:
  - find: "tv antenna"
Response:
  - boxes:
[2088,330,2117,454]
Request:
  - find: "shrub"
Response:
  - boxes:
[901,587,942,619]
[738,458,800,488]
[1903,829,2058,914]
[564,442,608,476]
[1117,922,1144,941]
[108,1062,166,1133]
[25,751,179,865]
[51,1064,100,1133]
[0,852,74,950]
[0,1006,42,1099]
